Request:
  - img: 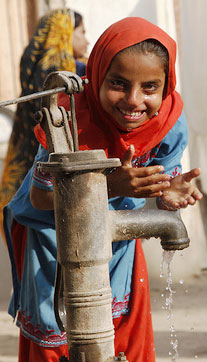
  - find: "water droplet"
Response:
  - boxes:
[194,355,198,359]
[140,278,144,283]
[179,279,184,285]
[170,325,175,332]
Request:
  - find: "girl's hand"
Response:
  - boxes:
[107,145,171,198]
[157,168,203,210]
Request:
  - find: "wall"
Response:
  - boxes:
[0,0,28,102]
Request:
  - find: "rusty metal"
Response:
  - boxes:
[0,76,88,108]
[35,106,74,153]
[70,94,79,151]
[0,87,66,108]
[40,151,120,362]
[110,209,189,251]
[41,71,85,153]
[37,151,121,173]
[33,71,88,154]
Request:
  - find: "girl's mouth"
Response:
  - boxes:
[118,107,145,120]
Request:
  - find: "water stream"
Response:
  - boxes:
[160,250,179,361]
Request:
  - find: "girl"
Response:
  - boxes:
[4,17,202,362]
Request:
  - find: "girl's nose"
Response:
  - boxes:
[126,88,144,107]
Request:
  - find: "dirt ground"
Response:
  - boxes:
[0,238,207,362]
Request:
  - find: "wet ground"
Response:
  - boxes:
[151,271,207,362]
[0,238,207,362]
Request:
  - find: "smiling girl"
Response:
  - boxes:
[99,41,167,131]
[4,17,202,362]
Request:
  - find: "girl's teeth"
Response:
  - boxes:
[120,109,141,116]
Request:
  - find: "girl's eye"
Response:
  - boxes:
[110,79,126,90]
[143,82,160,93]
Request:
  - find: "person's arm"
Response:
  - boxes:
[30,185,54,210]
[107,111,203,208]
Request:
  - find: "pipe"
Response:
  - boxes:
[39,151,121,362]
[110,209,189,250]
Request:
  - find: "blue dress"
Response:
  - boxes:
[4,111,188,347]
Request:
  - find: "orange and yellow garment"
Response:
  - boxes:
[0,9,86,240]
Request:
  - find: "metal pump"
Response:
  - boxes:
[0,71,190,362]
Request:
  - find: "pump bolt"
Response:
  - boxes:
[117,352,128,361]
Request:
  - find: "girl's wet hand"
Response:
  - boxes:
[107,145,171,198]
[158,168,203,210]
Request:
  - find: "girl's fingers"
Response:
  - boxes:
[192,191,203,200]
[121,145,135,167]
[129,165,166,178]
[133,174,171,187]
[182,168,201,183]
[133,181,170,195]
[142,191,164,198]
[186,196,196,205]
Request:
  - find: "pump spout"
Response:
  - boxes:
[110,209,189,250]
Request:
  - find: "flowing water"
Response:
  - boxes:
[160,250,179,361]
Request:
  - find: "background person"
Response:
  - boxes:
[0,8,88,239]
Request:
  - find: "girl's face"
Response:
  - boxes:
[73,21,88,59]
[99,50,166,131]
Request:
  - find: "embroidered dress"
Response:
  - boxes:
[4,17,188,362]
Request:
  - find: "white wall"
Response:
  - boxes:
[65,0,159,54]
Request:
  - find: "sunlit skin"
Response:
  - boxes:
[72,21,89,59]
[30,49,203,210]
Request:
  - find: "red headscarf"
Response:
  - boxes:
[35,17,183,159]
